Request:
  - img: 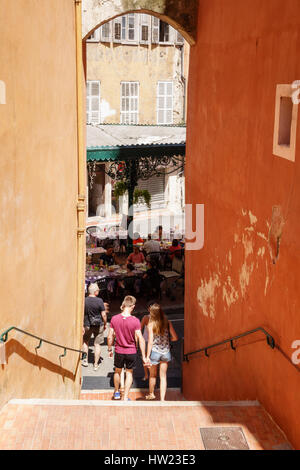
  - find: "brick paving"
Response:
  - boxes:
[0,399,292,450]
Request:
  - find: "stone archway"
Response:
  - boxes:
[82,0,198,44]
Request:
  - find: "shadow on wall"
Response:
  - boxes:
[1,339,81,383]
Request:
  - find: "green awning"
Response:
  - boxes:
[87,143,186,162]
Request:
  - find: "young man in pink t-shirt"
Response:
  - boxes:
[107,296,147,401]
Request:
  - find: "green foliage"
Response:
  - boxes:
[113,181,151,208]
[113,180,128,198]
[134,189,151,208]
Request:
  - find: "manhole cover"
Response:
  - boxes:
[200,427,249,450]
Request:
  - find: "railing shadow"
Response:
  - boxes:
[1,339,80,383]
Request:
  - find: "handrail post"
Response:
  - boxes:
[59,348,67,360]
[35,340,43,351]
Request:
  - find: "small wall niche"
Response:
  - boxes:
[273,84,298,162]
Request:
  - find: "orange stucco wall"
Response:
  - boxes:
[184,0,300,448]
[0,0,81,405]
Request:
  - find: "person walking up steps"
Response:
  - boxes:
[107,296,148,401]
[146,303,178,401]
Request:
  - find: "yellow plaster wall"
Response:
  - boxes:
[0,0,81,405]
[87,42,188,124]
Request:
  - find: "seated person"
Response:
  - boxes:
[141,260,161,296]
[143,234,160,255]
[118,264,141,295]
[99,246,115,267]
[133,232,144,245]
[168,239,181,260]
[127,246,145,265]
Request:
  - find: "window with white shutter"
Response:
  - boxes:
[113,18,122,42]
[159,21,170,43]
[157,81,173,125]
[140,14,150,44]
[135,174,166,211]
[120,82,139,124]
[101,23,111,42]
[86,81,101,124]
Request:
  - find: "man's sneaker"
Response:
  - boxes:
[82,354,88,367]
[113,391,121,400]
[93,363,99,371]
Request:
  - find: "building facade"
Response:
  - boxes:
[86,13,189,126]
[86,13,189,233]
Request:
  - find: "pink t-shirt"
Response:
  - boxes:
[128,252,145,264]
[110,313,141,354]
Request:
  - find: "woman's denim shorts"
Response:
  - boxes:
[150,350,172,365]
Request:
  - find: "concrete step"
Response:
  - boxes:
[0,398,293,450]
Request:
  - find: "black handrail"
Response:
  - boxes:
[0,326,84,359]
[183,327,275,362]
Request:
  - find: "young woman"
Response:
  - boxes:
[145,303,178,401]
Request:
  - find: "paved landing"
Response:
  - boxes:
[0,399,293,450]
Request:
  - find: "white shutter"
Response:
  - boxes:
[120,82,139,124]
[175,30,184,45]
[87,81,101,124]
[136,174,166,211]
[152,17,159,44]
[157,81,173,125]
[128,13,135,41]
[101,23,111,42]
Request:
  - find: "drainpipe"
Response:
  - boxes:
[75,0,86,356]
[181,46,186,123]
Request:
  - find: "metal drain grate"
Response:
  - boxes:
[200,427,250,450]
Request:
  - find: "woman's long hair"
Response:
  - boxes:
[149,303,168,336]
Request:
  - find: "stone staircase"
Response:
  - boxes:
[0,392,293,450]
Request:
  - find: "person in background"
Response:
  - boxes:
[107,296,148,401]
[168,239,181,260]
[145,303,178,401]
[141,260,161,297]
[144,234,160,255]
[82,283,108,371]
[133,232,144,245]
[127,246,145,265]
[99,246,115,267]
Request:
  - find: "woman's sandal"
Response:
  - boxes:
[145,394,156,400]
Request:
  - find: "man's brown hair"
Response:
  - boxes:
[121,295,136,311]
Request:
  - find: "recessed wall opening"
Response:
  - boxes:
[278,96,293,146]
[273,84,298,162]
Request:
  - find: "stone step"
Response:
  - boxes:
[80,388,185,401]
[0,398,293,450]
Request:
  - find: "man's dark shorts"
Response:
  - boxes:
[114,352,137,370]
[83,325,104,345]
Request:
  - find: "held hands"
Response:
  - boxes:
[143,356,152,368]
[108,348,113,358]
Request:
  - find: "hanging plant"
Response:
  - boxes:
[133,189,151,208]
[113,180,128,198]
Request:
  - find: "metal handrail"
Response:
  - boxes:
[0,326,84,360]
[183,327,275,362]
